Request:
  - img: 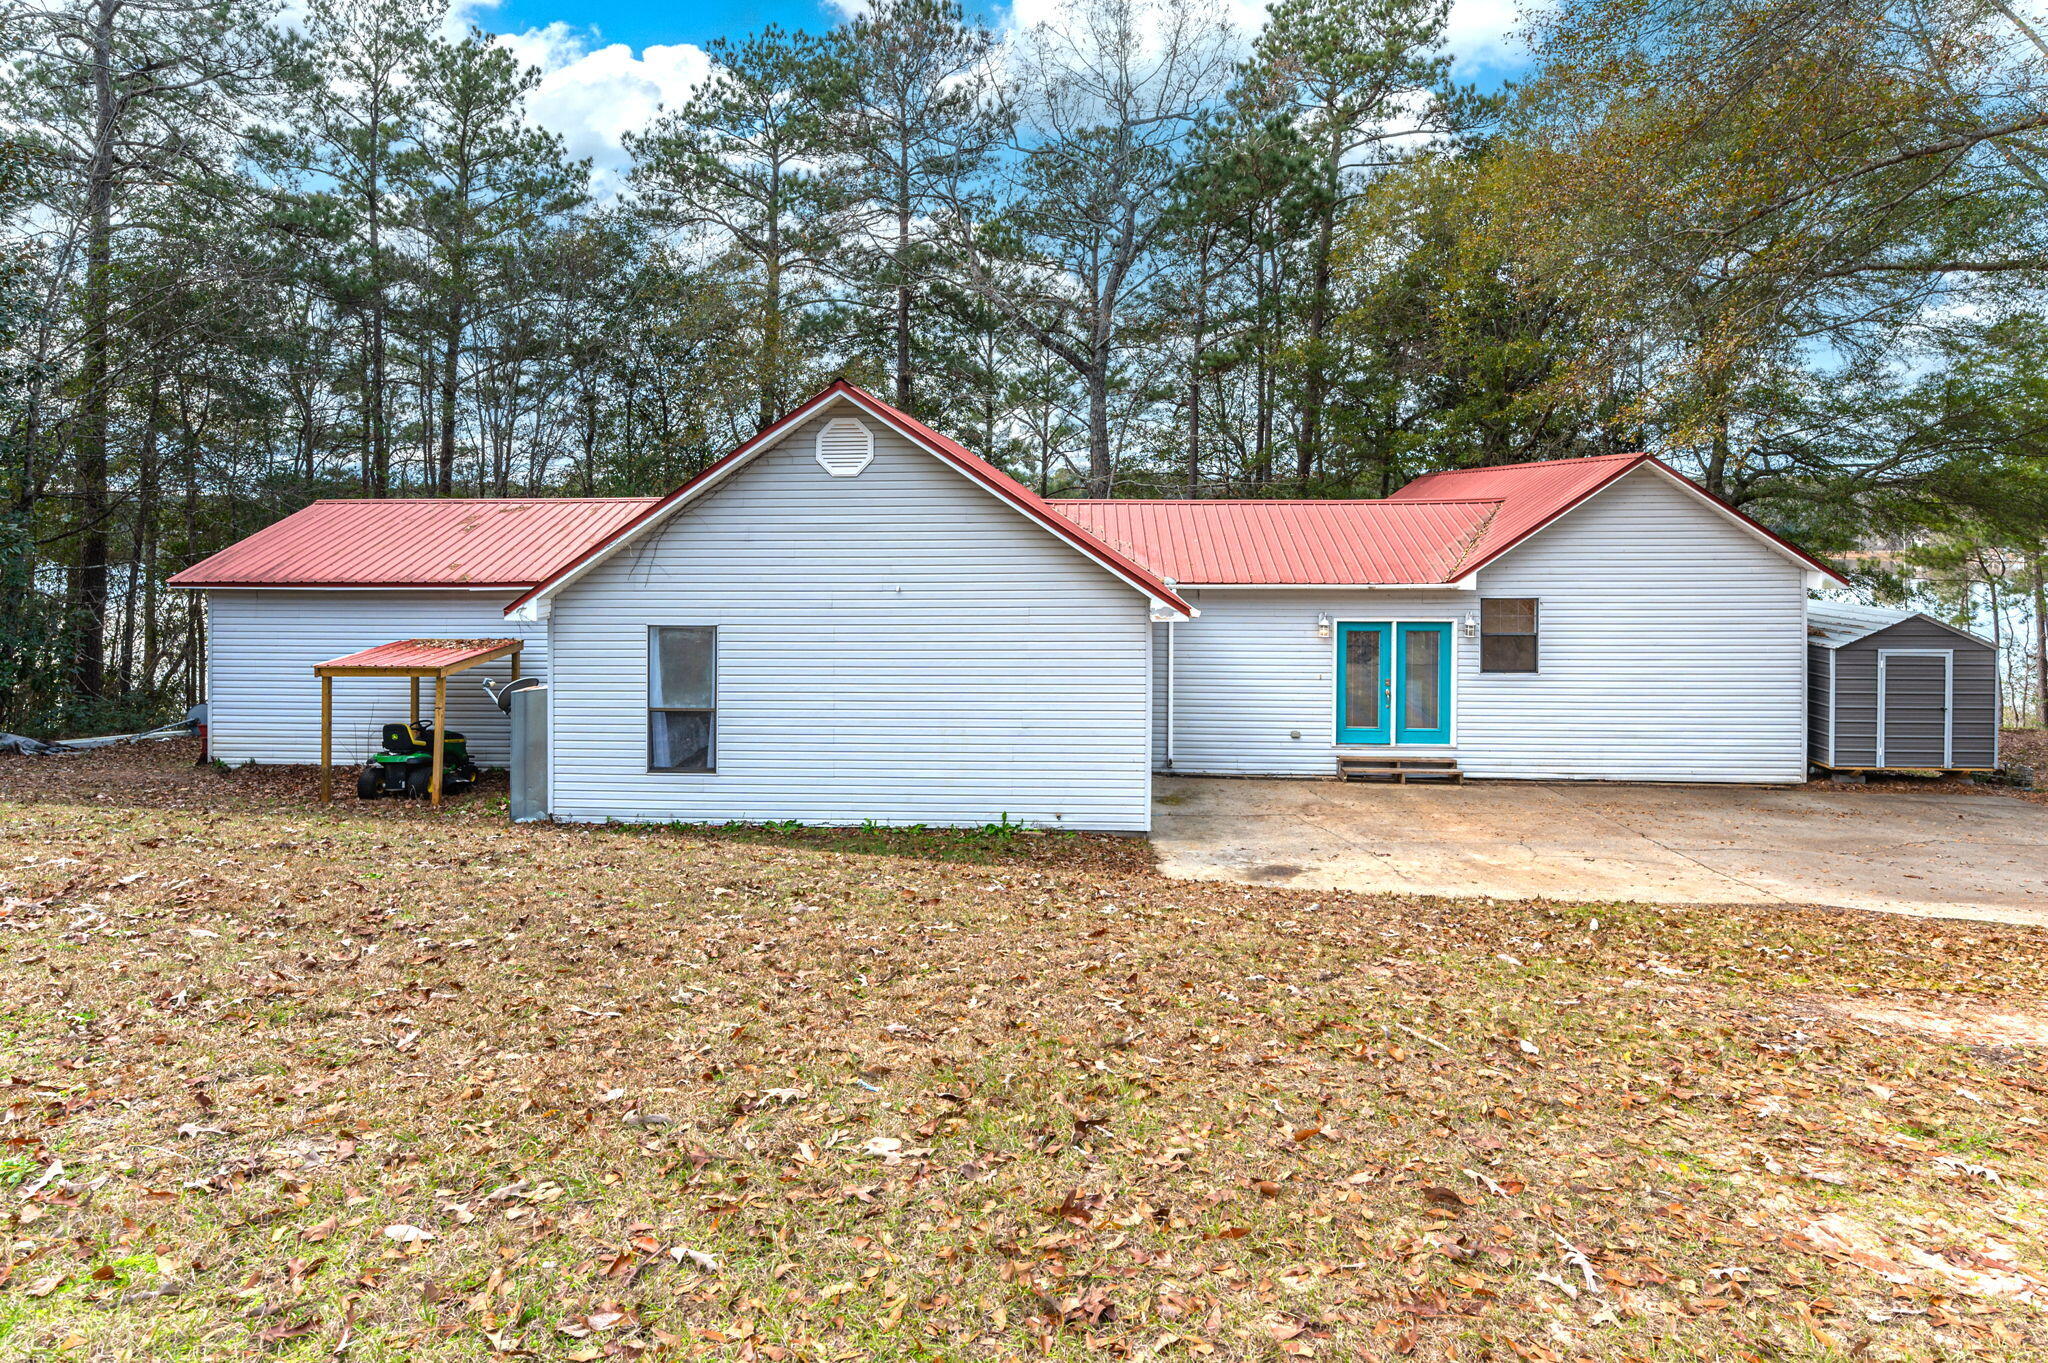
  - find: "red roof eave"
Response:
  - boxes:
[505,381,1196,619]
[166,496,660,591]
[314,637,523,673]
[1442,456,1847,585]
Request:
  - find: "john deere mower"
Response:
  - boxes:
[356,721,477,799]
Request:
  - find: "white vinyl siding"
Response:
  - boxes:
[1161,589,1473,775]
[204,589,542,766]
[545,413,1154,829]
[1157,467,1810,783]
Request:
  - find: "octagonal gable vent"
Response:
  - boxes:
[815,417,875,477]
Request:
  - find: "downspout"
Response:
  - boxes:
[1165,619,1175,771]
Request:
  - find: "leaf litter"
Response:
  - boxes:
[1,741,2046,1359]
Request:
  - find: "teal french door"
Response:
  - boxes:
[1335,623,1392,744]
[1335,621,1452,745]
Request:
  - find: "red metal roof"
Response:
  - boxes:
[1389,453,1845,582]
[314,637,522,673]
[168,497,659,589]
[504,381,1197,619]
[1052,452,1841,586]
[176,416,1841,601]
[1051,499,1504,584]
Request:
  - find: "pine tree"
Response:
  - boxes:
[630,28,845,431]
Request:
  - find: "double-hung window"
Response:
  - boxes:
[649,626,716,771]
[1479,598,1539,673]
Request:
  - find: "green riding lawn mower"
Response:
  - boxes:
[356,721,476,799]
[354,675,538,799]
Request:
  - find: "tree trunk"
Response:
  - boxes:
[580,389,598,494]
[895,157,913,411]
[366,80,391,498]
[2034,550,2047,728]
[1296,134,1343,489]
[1704,404,1732,500]
[68,0,121,702]
[438,309,460,494]
[182,421,202,711]
[761,162,784,431]
[1084,358,1111,497]
[1186,240,1208,498]
[117,380,160,698]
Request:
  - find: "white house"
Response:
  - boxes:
[173,380,1848,830]
[169,497,655,766]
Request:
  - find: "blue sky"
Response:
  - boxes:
[463,0,1530,181]
[484,0,856,52]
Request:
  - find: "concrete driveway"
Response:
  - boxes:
[1150,777,2048,926]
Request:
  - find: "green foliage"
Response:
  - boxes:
[5,0,2048,721]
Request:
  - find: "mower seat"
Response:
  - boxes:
[381,722,466,755]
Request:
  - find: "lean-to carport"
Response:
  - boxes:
[313,638,523,805]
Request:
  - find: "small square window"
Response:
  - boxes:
[1480,598,1538,673]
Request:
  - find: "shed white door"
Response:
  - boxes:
[1877,649,1952,768]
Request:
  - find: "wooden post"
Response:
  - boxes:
[430,674,447,807]
[510,647,521,683]
[410,676,420,725]
[319,673,333,803]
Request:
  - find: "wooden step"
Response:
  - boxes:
[1337,755,1463,784]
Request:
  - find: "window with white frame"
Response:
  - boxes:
[649,626,716,771]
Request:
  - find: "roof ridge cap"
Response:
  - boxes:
[1052,496,1505,506]
[304,495,661,505]
[1409,451,1650,477]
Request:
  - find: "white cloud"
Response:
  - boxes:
[497,26,711,171]
[439,2,708,185]
[1443,0,1530,79]
[999,0,1529,79]
[457,0,1521,200]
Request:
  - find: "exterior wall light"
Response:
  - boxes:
[1316,613,1332,638]
[1461,614,1479,638]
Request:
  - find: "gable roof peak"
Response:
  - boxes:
[502,381,1195,620]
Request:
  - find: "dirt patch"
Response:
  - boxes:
[1796,1211,2048,1305]
[1815,997,2048,1048]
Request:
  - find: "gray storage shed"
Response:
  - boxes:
[1808,603,1999,772]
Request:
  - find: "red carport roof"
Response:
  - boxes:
[1049,499,1505,584]
[168,497,659,589]
[314,637,523,675]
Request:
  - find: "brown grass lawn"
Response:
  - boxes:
[3,744,2048,1362]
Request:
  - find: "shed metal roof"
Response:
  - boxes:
[168,497,659,589]
[1807,602,1993,649]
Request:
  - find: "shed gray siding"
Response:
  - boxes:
[544,411,1155,829]
[1821,617,1998,769]
[1807,642,1833,766]
[205,588,542,766]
